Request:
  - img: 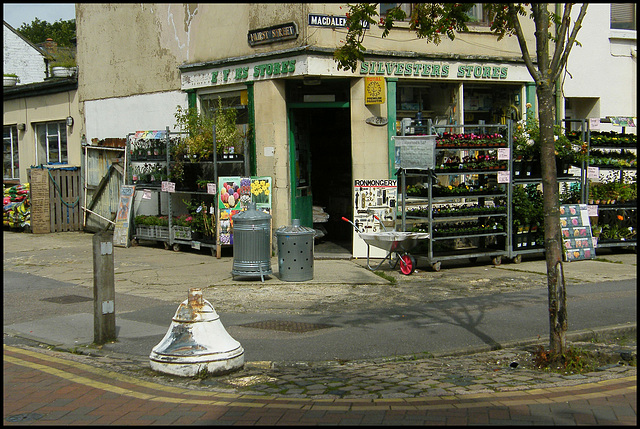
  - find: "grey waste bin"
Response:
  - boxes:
[276,219,315,281]
[231,202,272,281]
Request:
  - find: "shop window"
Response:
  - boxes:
[200,91,248,125]
[611,4,636,30]
[463,84,522,125]
[3,125,20,180]
[35,121,68,165]
[397,83,459,127]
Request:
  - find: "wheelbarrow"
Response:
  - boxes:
[342,215,429,275]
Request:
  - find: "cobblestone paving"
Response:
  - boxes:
[46,341,634,401]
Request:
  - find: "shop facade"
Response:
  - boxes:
[178,48,535,247]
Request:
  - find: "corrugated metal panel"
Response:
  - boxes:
[84,147,124,231]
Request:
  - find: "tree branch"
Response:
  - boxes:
[532,4,551,87]
[508,4,540,82]
[551,4,589,84]
[549,4,571,74]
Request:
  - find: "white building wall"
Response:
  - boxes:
[84,91,188,140]
[563,4,637,132]
[3,23,47,84]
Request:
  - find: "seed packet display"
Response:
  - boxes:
[559,204,596,261]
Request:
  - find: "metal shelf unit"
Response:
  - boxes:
[583,122,637,250]
[126,127,248,256]
[397,121,511,271]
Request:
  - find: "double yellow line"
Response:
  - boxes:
[4,344,636,411]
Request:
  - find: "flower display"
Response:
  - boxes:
[436,132,507,148]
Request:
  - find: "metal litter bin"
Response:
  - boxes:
[231,202,272,281]
[276,219,315,281]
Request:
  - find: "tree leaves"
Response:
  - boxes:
[17,18,76,47]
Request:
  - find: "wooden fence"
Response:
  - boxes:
[28,167,82,233]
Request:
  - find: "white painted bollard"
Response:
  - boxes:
[149,288,244,377]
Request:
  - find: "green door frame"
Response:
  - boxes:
[287,101,349,224]
[386,78,398,178]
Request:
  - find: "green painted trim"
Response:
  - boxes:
[525,82,536,120]
[386,78,397,178]
[287,107,297,221]
[246,82,256,175]
[287,102,349,109]
[186,90,197,109]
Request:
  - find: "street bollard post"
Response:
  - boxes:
[92,231,116,344]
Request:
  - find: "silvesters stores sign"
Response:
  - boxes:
[180,56,532,90]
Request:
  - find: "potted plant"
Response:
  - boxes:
[213,97,245,159]
[3,73,20,86]
[50,59,77,77]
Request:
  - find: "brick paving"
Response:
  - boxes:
[4,343,636,425]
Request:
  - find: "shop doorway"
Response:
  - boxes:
[288,106,352,252]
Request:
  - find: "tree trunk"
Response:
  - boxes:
[537,85,567,355]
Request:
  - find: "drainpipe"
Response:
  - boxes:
[386,77,397,178]
[555,3,562,126]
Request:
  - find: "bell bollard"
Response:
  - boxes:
[149,288,244,377]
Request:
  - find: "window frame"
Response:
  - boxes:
[378,3,492,28]
[380,3,413,21]
[3,125,20,180]
[35,121,68,165]
[611,3,636,31]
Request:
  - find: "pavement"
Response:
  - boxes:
[3,230,637,425]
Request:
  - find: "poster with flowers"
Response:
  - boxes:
[217,176,272,248]
[560,204,596,261]
[251,177,272,210]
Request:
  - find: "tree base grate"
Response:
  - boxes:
[239,320,334,333]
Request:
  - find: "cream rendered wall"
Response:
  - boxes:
[304,4,535,62]
[253,79,290,230]
[350,78,388,181]
[188,4,306,62]
[84,91,187,139]
[3,90,81,181]
[562,3,637,132]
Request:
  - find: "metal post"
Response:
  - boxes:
[93,231,116,344]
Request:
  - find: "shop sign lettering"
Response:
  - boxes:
[359,61,508,80]
[354,179,397,187]
[208,60,297,85]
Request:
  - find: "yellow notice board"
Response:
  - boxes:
[365,77,385,105]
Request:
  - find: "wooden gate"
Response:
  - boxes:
[28,167,82,233]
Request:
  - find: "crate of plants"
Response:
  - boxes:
[134,215,170,239]
[436,132,507,149]
[171,214,193,241]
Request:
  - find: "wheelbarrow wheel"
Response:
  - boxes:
[399,254,416,275]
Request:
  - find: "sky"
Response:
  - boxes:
[3,3,75,29]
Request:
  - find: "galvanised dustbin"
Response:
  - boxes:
[231,202,272,281]
[276,219,315,282]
